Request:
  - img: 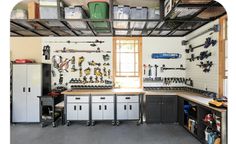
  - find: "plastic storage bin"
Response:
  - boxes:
[64,6,87,29]
[130,7,148,35]
[147,8,160,29]
[11,9,28,19]
[113,5,130,35]
[88,2,109,32]
[39,0,63,19]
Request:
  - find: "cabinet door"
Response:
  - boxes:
[128,103,139,120]
[117,103,128,120]
[67,103,78,120]
[178,97,184,126]
[162,96,177,123]
[12,65,27,122]
[77,103,89,120]
[145,96,162,123]
[103,103,114,120]
[26,65,41,122]
[92,103,103,120]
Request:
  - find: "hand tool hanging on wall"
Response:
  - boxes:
[151,53,182,59]
[59,73,63,84]
[199,51,212,60]
[88,60,101,66]
[185,37,217,53]
[94,67,102,77]
[161,64,186,72]
[89,76,94,83]
[143,64,147,75]
[51,70,56,77]
[108,69,111,79]
[100,76,104,83]
[58,58,70,72]
[84,67,91,76]
[154,65,158,78]
[83,76,88,84]
[54,47,111,53]
[103,63,110,66]
[186,54,199,62]
[148,64,153,77]
[95,76,99,83]
[103,67,107,76]
[43,45,50,60]
[182,24,220,45]
[47,39,104,46]
[71,56,75,64]
[71,64,77,72]
[197,61,213,73]
[52,55,62,70]
[103,54,110,61]
[79,67,83,77]
[78,56,85,66]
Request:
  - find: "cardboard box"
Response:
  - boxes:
[28,1,39,19]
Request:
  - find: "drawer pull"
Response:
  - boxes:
[74,105,76,110]
[100,97,105,100]
[125,97,131,99]
[130,105,132,110]
[75,97,81,100]
[79,105,82,110]
[124,105,126,110]
[99,105,102,110]
[104,105,107,110]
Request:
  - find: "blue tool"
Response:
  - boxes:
[151,53,182,59]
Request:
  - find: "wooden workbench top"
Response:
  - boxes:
[62,89,145,95]
[62,89,226,113]
[145,90,227,113]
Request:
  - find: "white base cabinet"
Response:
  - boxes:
[66,96,90,125]
[117,96,140,120]
[91,96,115,125]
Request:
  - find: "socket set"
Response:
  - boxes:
[143,77,193,86]
[71,85,113,89]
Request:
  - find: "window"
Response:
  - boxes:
[113,37,142,88]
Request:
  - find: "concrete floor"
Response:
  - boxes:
[11,122,201,144]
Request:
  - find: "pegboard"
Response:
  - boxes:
[41,37,113,90]
[142,37,187,87]
[185,19,219,93]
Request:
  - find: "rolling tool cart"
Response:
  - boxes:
[38,95,64,127]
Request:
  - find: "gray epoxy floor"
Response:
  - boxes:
[11,122,200,144]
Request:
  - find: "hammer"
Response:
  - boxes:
[148,64,153,77]
[154,65,158,78]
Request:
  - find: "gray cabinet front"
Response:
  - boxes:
[145,95,177,124]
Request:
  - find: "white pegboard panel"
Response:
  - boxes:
[185,19,219,93]
[41,37,113,90]
[142,37,186,87]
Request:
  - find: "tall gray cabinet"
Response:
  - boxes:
[12,64,51,123]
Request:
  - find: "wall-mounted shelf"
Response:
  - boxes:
[10,0,226,37]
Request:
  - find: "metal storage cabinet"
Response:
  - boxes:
[178,97,184,126]
[12,64,51,123]
[66,96,90,126]
[145,95,177,124]
[116,95,140,125]
[91,95,115,125]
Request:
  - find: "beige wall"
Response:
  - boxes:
[10,37,42,63]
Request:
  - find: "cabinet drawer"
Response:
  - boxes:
[117,96,139,103]
[67,96,89,103]
[92,96,114,103]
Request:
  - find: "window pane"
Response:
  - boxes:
[115,77,140,88]
[119,43,134,52]
[120,53,135,72]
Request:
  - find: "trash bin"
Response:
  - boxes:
[130,7,148,35]
[64,6,87,29]
[113,5,130,35]
[88,2,109,32]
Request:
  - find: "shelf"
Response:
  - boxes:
[10,0,226,37]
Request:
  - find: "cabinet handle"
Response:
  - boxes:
[124,105,126,110]
[99,105,101,110]
[75,97,80,100]
[28,87,31,92]
[104,105,107,110]
[100,97,105,100]
[23,87,25,92]
[74,105,76,110]
[130,105,132,110]
[125,97,130,99]
[79,105,82,110]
